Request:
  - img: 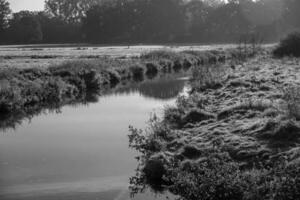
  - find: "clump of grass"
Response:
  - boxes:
[142,155,167,189]
[145,62,159,79]
[141,50,183,60]
[0,81,22,113]
[282,85,300,120]
[49,59,107,73]
[191,64,227,91]
[218,99,273,120]
[273,32,300,58]
[183,109,215,124]
[180,145,202,159]
[166,154,300,200]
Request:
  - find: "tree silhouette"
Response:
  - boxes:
[0,0,10,34]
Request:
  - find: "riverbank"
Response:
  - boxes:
[0,49,237,127]
[129,50,300,199]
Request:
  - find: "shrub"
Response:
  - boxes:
[183,109,215,124]
[0,81,22,113]
[168,153,246,200]
[141,50,182,60]
[145,63,159,79]
[282,85,300,120]
[191,64,226,91]
[273,32,300,57]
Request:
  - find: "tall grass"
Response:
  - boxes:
[191,64,227,91]
[282,85,300,120]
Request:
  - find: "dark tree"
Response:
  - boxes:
[45,0,100,23]
[0,0,10,34]
[8,11,43,43]
[37,11,82,43]
[82,0,185,43]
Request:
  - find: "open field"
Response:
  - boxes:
[0,44,247,69]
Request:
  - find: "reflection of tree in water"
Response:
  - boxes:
[113,78,187,100]
[0,77,188,131]
[0,95,96,131]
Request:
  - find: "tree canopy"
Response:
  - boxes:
[1,0,300,44]
[0,0,10,33]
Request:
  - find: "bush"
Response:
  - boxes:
[168,156,245,200]
[191,64,226,91]
[141,50,182,60]
[145,63,159,79]
[282,85,300,120]
[273,32,300,57]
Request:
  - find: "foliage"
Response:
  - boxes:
[0,0,10,32]
[7,11,43,43]
[273,32,300,57]
[282,84,300,120]
[128,116,300,200]
[191,64,227,91]
[1,0,300,44]
[82,0,185,43]
[45,0,99,24]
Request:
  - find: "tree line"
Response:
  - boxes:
[0,0,300,44]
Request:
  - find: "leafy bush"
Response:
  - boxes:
[168,154,245,200]
[273,32,300,57]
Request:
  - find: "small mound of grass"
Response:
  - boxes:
[145,62,159,79]
[257,118,300,146]
[141,50,183,60]
[143,156,167,188]
[181,145,202,159]
[191,63,227,91]
[183,109,215,124]
[273,32,300,58]
[282,85,300,120]
[218,99,273,120]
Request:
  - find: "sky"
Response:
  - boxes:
[8,0,45,12]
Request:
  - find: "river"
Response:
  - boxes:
[0,75,190,200]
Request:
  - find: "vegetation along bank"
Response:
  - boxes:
[128,34,300,200]
[0,48,246,128]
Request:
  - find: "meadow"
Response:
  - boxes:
[0,44,236,68]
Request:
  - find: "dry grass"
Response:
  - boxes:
[191,64,228,91]
[282,85,300,120]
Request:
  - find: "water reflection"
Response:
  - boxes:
[0,75,189,200]
[112,77,188,100]
[0,75,189,132]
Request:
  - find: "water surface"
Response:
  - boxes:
[0,76,189,200]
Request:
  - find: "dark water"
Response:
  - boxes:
[0,76,190,200]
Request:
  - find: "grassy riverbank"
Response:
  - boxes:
[129,49,300,199]
[0,49,235,129]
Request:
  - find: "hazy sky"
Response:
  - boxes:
[8,0,45,12]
